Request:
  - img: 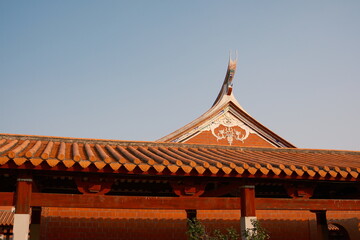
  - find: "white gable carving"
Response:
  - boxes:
[204,112,255,145]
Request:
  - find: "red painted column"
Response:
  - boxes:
[13,175,32,240]
[185,209,197,233]
[30,207,41,240]
[311,210,329,240]
[186,209,197,221]
[240,185,256,240]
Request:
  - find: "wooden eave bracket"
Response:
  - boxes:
[76,177,114,195]
[285,183,315,199]
[202,182,239,197]
[170,180,207,197]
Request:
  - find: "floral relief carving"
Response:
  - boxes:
[203,113,254,145]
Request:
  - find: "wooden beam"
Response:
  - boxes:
[30,193,240,209]
[2,191,360,211]
[0,192,14,206]
[256,198,360,211]
[28,193,360,211]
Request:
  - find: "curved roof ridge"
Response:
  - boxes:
[157,58,295,148]
[212,54,238,106]
[157,58,248,143]
[211,53,248,113]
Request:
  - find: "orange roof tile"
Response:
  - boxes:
[0,133,359,180]
[0,210,13,226]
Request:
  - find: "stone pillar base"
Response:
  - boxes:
[13,213,30,240]
[241,216,257,240]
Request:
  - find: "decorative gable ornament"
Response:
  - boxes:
[205,112,254,145]
[158,53,295,148]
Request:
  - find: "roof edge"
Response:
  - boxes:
[1,133,359,155]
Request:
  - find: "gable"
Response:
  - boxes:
[157,57,295,148]
[170,110,274,147]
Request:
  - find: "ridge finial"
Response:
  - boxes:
[212,51,238,106]
[227,50,238,95]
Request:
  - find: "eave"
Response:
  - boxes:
[0,134,359,181]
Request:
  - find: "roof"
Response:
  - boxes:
[157,58,295,148]
[0,133,359,181]
[0,210,13,226]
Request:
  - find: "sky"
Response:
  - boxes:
[0,1,359,151]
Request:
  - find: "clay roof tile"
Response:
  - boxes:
[0,134,359,180]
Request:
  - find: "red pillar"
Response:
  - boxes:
[13,175,32,240]
[185,209,198,238]
[186,209,197,221]
[240,185,256,240]
[311,210,329,240]
[30,207,41,240]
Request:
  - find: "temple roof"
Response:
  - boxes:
[0,134,359,180]
[157,58,295,148]
[0,59,358,181]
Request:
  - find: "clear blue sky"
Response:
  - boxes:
[1,1,359,150]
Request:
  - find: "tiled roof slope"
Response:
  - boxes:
[0,210,13,226]
[0,134,359,180]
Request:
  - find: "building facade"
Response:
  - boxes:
[0,59,359,240]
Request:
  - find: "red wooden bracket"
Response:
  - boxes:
[285,183,315,199]
[202,182,238,197]
[75,177,114,195]
[170,180,207,197]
